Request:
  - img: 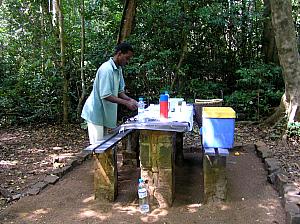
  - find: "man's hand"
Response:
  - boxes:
[105,94,138,110]
[126,99,138,111]
[129,98,138,106]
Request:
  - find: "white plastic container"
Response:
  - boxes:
[169,98,184,112]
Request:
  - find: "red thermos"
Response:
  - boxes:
[160,94,169,121]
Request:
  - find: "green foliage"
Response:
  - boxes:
[186,80,225,102]
[0,0,123,125]
[224,62,284,120]
[0,0,297,126]
[287,122,300,138]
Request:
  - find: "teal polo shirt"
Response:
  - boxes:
[81,58,125,128]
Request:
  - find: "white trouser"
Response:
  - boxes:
[87,122,107,144]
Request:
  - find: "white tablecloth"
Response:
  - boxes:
[142,104,194,131]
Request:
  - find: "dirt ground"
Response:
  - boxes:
[1,122,299,223]
[0,143,285,223]
[0,124,89,203]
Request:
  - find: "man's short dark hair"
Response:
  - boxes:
[114,42,134,55]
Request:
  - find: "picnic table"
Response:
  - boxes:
[120,103,194,207]
[86,103,193,207]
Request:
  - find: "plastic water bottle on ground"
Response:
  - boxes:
[138,97,145,122]
[138,178,150,214]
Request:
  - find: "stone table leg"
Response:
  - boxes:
[94,147,118,202]
[139,130,175,208]
[175,132,184,166]
[122,130,140,167]
[203,153,227,203]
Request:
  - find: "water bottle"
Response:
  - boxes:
[160,94,168,121]
[164,91,170,99]
[164,91,170,112]
[138,97,145,122]
[138,178,150,214]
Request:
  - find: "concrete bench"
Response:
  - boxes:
[83,127,134,202]
[199,124,231,203]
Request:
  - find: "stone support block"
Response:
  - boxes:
[94,147,117,202]
[203,154,227,203]
[122,151,137,160]
[129,130,140,152]
[156,168,174,207]
[139,130,175,207]
[157,142,173,169]
[140,143,152,169]
[175,132,184,166]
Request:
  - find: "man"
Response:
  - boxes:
[81,42,137,144]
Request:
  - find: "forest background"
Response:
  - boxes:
[0,0,299,130]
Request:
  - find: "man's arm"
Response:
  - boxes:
[118,92,131,101]
[104,94,137,111]
[118,92,138,103]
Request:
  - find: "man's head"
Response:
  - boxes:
[113,42,134,67]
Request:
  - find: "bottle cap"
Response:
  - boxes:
[160,94,168,102]
[138,178,144,183]
[139,97,143,101]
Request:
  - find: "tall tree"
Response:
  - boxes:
[170,0,189,92]
[56,0,69,123]
[266,0,300,124]
[262,0,279,64]
[77,0,86,120]
[117,0,137,43]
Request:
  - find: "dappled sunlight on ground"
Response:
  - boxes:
[78,208,111,221]
[140,208,169,223]
[219,204,231,211]
[258,199,283,214]
[0,134,20,141]
[184,203,203,213]
[18,208,51,222]
[0,160,18,168]
[179,203,203,213]
[112,203,140,215]
[82,196,94,203]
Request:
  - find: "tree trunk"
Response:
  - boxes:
[56,0,69,123]
[170,37,187,93]
[262,0,279,64]
[117,0,137,44]
[240,0,248,62]
[170,1,189,93]
[77,0,86,121]
[270,0,300,123]
[52,0,57,26]
[40,3,45,75]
